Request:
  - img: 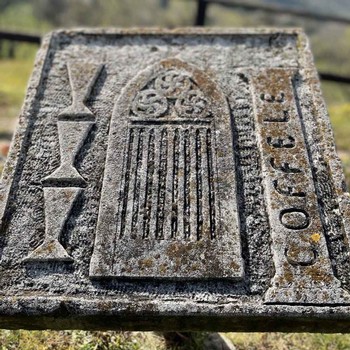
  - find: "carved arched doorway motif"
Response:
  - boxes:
[90,58,244,279]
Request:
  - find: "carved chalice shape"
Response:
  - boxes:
[59,60,103,119]
[23,187,81,262]
[44,121,94,185]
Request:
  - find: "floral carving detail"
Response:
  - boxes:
[175,90,209,118]
[155,70,192,98]
[132,89,168,118]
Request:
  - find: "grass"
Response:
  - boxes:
[224,332,350,350]
[2,331,350,349]
[0,2,51,34]
[328,103,350,151]
[327,102,350,189]
[0,58,34,111]
[0,331,165,350]
[0,57,34,139]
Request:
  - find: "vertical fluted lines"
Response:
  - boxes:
[117,126,216,241]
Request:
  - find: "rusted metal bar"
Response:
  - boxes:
[195,0,209,26]
[0,31,41,44]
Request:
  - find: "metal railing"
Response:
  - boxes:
[0,31,41,44]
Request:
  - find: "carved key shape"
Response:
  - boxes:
[23,187,81,262]
[59,60,103,120]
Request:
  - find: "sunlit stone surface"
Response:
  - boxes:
[0,28,350,331]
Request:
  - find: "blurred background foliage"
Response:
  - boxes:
[0,0,350,349]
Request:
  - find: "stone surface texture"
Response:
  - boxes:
[0,28,350,331]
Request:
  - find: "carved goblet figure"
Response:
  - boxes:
[44,60,103,185]
[29,60,103,262]
[43,121,93,185]
[59,60,103,119]
[23,187,81,262]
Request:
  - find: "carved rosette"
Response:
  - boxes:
[131,68,211,120]
[132,89,168,118]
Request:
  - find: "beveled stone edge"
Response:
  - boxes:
[295,32,350,249]
[50,26,303,36]
[0,31,56,229]
[0,295,350,331]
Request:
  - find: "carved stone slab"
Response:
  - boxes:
[1,28,350,331]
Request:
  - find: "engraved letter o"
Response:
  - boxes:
[285,246,317,266]
[280,208,310,230]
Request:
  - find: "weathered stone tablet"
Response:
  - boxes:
[1,28,350,331]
